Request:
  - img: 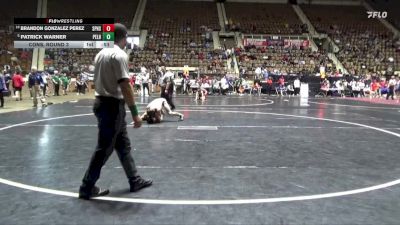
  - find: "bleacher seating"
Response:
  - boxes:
[139,0,224,74]
[301,4,399,74]
[0,0,37,29]
[2,1,397,77]
[225,3,304,34]
[0,0,36,71]
[45,0,140,70]
[44,48,98,71]
[47,0,139,26]
[237,45,335,76]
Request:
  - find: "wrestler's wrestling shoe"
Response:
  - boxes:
[179,115,184,121]
[129,176,153,192]
[78,186,110,200]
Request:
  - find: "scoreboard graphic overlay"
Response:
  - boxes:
[14,18,115,49]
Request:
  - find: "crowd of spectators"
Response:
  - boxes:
[1,33,33,72]
[47,0,138,26]
[301,4,400,74]
[236,43,335,77]
[0,65,93,108]
[1,1,399,105]
[319,75,400,100]
[225,3,307,34]
[44,48,98,73]
[138,0,225,74]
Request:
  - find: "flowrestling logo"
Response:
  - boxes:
[367,11,388,19]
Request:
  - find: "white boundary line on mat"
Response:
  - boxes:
[0,109,400,205]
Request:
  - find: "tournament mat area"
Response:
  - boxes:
[0,96,400,225]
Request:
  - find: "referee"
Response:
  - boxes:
[79,23,152,200]
[160,70,176,110]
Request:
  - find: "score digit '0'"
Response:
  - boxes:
[102,32,114,41]
[102,24,115,32]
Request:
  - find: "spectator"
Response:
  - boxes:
[28,68,37,97]
[379,79,387,97]
[266,77,274,96]
[60,73,70,95]
[46,72,54,96]
[183,76,190,95]
[220,75,229,95]
[135,74,142,94]
[335,80,345,97]
[321,78,330,96]
[252,79,261,96]
[0,72,7,108]
[357,80,366,97]
[287,83,295,95]
[129,73,136,88]
[370,80,379,98]
[294,77,300,96]
[4,70,11,91]
[75,74,85,95]
[387,76,396,100]
[351,80,360,98]
[41,72,49,97]
[80,73,88,94]
[278,76,285,88]
[262,68,269,80]
[52,71,61,96]
[255,67,262,77]
[141,67,151,96]
[12,70,24,101]
[28,67,47,107]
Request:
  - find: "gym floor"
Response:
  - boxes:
[0,95,399,225]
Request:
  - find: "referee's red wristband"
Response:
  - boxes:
[129,105,139,117]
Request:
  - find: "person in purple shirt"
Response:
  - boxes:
[0,72,8,108]
[28,67,47,107]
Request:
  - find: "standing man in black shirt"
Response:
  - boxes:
[160,70,176,110]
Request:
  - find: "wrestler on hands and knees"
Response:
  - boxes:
[141,98,184,124]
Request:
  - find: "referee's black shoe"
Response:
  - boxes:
[78,186,110,200]
[129,176,153,192]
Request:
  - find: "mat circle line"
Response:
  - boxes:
[0,109,399,205]
[308,101,400,110]
[74,98,274,108]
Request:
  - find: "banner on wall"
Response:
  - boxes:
[243,38,285,47]
[243,38,268,47]
[283,39,310,48]
[244,38,309,48]
[267,39,284,46]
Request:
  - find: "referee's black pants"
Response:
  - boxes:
[81,96,138,189]
[142,83,150,96]
[160,88,176,110]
